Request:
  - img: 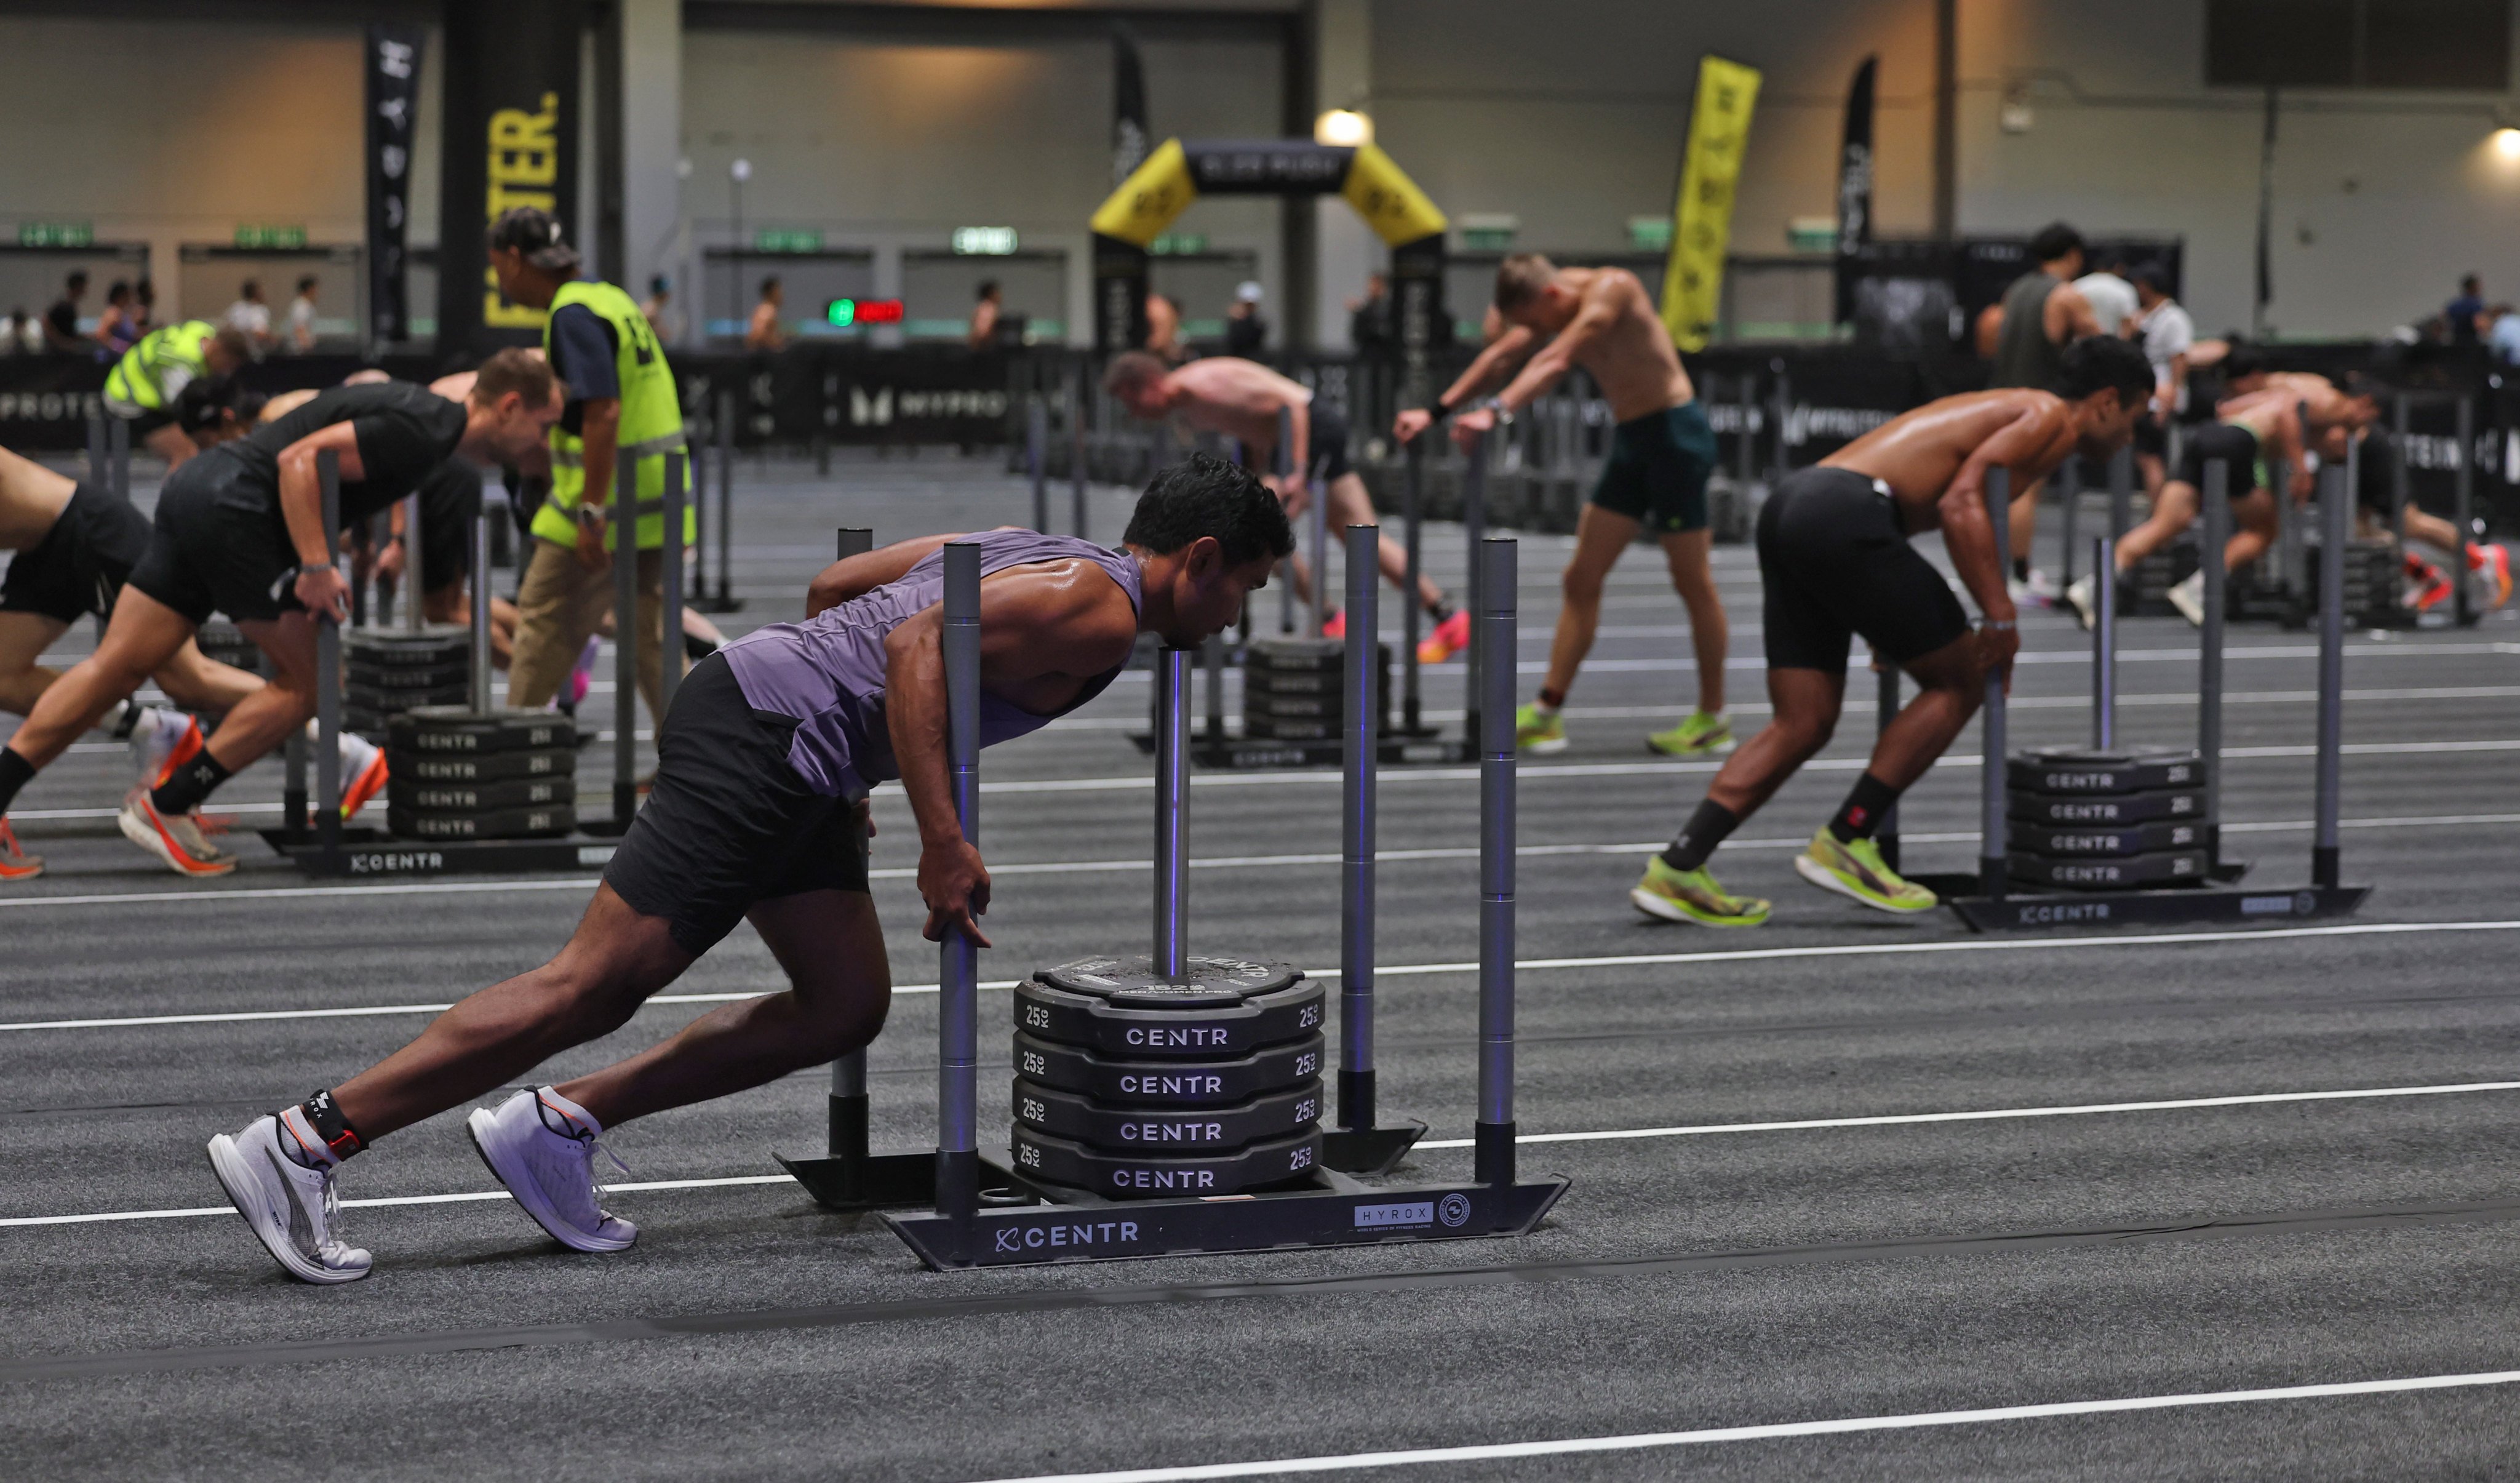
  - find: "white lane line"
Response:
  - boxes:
[6,919,2518,1035]
[12,1081,2516,1231]
[1411,1081,2520,1149]
[6,807,2501,914]
[967,1372,2520,1482]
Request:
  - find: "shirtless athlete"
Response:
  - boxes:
[1398,253,1731,758]
[1104,352,1457,649]
[1632,336,2152,926]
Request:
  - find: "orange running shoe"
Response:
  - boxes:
[2470,542,2514,609]
[0,819,42,881]
[1321,608,1345,639]
[1416,608,1471,665]
[148,712,205,789]
[338,732,389,822]
[118,787,238,877]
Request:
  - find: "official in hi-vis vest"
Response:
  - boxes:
[485,206,692,724]
[102,320,249,470]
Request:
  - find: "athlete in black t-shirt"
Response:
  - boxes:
[0,350,559,879]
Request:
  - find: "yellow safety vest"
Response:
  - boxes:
[532,279,690,552]
[103,321,216,412]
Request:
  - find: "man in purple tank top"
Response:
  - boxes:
[205,455,1292,1284]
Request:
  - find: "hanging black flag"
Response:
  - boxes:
[364,24,424,346]
[1112,22,1150,188]
[437,0,584,358]
[1833,55,1877,326]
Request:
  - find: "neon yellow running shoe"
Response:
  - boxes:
[1645,711,1736,757]
[1629,855,1770,927]
[1515,703,1568,754]
[1794,828,1938,914]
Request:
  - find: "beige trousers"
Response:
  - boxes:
[507,538,676,721]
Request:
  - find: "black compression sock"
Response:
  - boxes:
[1428,596,1454,622]
[279,1088,365,1168]
[150,750,232,815]
[1827,772,1902,843]
[2011,557,2030,582]
[1659,800,1740,873]
[111,699,145,740]
[0,748,34,815]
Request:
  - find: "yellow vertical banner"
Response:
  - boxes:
[1661,55,1762,352]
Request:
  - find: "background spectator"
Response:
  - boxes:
[1224,280,1267,357]
[744,276,786,351]
[967,280,1002,349]
[225,279,274,353]
[1347,270,1394,357]
[1144,293,1182,362]
[5,308,38,354]
[2446,273,2484,343]
[132,277,155,334]
[288,276,320,352]
[2073,253,2138,337]
[42,271,87,351]
[94,281,140,353]
[639,275,678,341]
[2487,303,2520,366]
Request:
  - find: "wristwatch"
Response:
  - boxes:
[573,503,608,530]
[1479,396,1516,428]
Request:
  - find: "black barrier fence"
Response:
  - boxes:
[5,339,2509,538]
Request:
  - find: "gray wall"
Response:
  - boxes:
[678,25,1285,346]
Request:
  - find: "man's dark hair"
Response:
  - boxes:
[2029,222,2083,263]
[759,275,781,298]
[241,279,260,300]
[2056,335,2152,407]
[471,346,559,409]
[2132,265,2171,295]
[1123,453,1294,566]
[2222,342,2267,380]
[2462,273,2482,294]
[106,280,131,303]
[66,271,87,293]
[297,275,319,294]
[977,280,1000,301]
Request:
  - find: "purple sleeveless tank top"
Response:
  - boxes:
[718,530,1144,798]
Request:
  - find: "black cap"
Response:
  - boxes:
[487,206,581,273]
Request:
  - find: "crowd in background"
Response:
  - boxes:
[2,271,324,358]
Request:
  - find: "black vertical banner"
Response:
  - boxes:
[1112,23,1150,187]
[1389,234,1447,410]
[1833,55,1876,327]
[437,0,584,358]
[365,25,424,347]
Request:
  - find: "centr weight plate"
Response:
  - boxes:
[1012,1076,1322,1151]
[393,746,575,783]
[2006,746,2206,796]
[2008,818,2204,857]
[1243,638,1343,673]
[1019,956,1317,1057]
[2009,788,2205,826]
[1010,1125,1322,1198]
[1013,1029,1324,1106]
[389,708,575,756]
[386,803,575,840]
[2008,848,2207,890]
[388,775,575,812]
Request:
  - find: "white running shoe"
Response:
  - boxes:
[338,731,388,821]
[118,786,237,876]
[465,1089,637,1253]
[2063,575,2098,631]
[205,1114,373,1285]
[128,706,201,787]
[2167,570,2207,627]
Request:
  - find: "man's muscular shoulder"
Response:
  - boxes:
[990,558,1139,673]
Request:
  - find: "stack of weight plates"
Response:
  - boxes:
[2127,540,2201,618]
[1011,954,1324,1197]
[2307,540,2399,626]
[2006,746,2212,891]
[1243,637,1387,741]
[383,708,576,841]
[194,621,263,680]
[346,625,472,737]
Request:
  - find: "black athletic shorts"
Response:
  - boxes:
[1592,402,1717,534]
[2354,427,2398,514]
[415,460,481,596]
[1756,466,1971,676]
[1303,404,1354,487]
[604,652,870,956]
[2172,422,2262,496]
[1,482,151,624]
[124,454,301,626]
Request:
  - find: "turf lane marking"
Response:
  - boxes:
[6,806,2502,913]
[6,919,2519,1033]
[10,1081,2517,1229]
[969,1372,2520,1482]
[1410,1081,2520,1149]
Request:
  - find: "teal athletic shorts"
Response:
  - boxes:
[1590,402,1717,534]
